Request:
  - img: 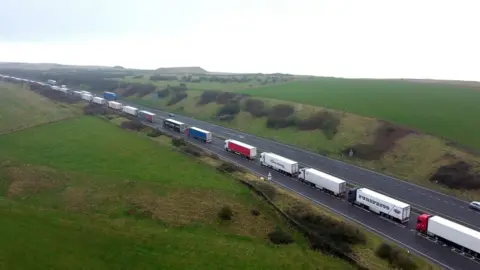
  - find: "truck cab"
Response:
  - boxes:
[347,188,358,203]
[416,214,431,233]
[298,168,306,180]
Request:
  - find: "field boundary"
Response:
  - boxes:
[0,116,80,137]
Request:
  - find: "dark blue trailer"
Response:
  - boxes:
[186,127,212,143]
[103,91,117,100]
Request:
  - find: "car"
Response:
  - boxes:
[168,113,175,117]
[469,201,480,211]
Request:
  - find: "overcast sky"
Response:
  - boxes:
[0,0,479,80]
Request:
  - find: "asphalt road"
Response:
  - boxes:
[119,100,480,232]
[141,117,480,270]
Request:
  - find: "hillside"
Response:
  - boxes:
[0,62,124,71]
[154,66,208,74]
[126,88,480,201]
[0,83,78,133]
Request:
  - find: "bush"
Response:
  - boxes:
[266,117,296,129]
[218,206,233,220]
[147,129,163,137]
[83,103,109,116]
[287,207,366,256]
[216,102,240,118]
[156,88,170,98]
[197,91,219,105]
[297,111,340,139]
[269,104,295,118]
[120,120,144,131]
[217,162,243,173]
[167,92,188,106]
[183,145,204,157]
[268,229,294,245]
[132,75,144,79]
[251,209,260,216]
[172,138,187,147]
[243,99,268,117]
[216,92,238,104]
[376,243,417,270]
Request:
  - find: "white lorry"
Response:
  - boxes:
[298,168,347,196]
[122,105,138,116]
[348,188,411,223]
[260,152,299,176]
[108,101,123,110]
[81,93,93,101]
[92,97,107,105]
[416,214,480,256]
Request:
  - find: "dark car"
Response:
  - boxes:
[168,113,175,117]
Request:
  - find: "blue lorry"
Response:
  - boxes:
[103,91,117,100]
[186,127,212,143]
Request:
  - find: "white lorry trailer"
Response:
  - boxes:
[348,188,411,223]
[81,93,93,101]
[260,152,299,176]
[92,97,107,105]
[108,101,123,110]
[416,214,480,256]
[122,106,138,116]
[298,168,347,196]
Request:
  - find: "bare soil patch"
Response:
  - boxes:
[430,161,480,190]
[344,122,414,160]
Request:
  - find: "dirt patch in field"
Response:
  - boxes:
[343,122,414,160]
[430,161,480,190]
[6,165,67,197]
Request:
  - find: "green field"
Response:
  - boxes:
[0,83,77,133]
[0,116,355,270]
[121,76,280,92]
[235,79,480,149]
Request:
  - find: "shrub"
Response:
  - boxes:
[183,145,204,157]
[120,120,144,131]
[172,138,187,147]
[297,111,340,139]
[266,117,296,129]
[376,243,417,270]
[243,99,268,117]
[287,207,366,256]
[156,88,170,98]
[217,162,243,173]
[132,75,143,79]
[268,229,294,245]
[216,92,238,104]
[147,129,163,137]
[269,104,295,118]
[251,209,260,216]
[167,92,188,106]
[216,102,240,118]
[218,206,233,220]
[197,91,219,105]
[83,103,110,116]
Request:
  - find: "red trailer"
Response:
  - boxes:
[224,139,257,159]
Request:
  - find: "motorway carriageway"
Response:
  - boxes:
[120,100,480,232]
[140,117,480,270]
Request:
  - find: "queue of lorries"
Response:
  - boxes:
[2,74,480,258]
